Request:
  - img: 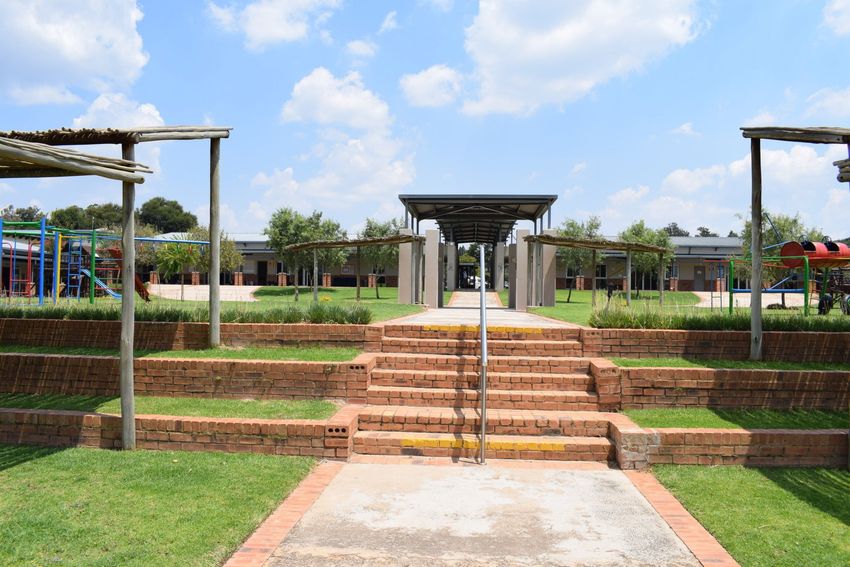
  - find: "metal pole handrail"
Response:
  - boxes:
[479,245,488,464]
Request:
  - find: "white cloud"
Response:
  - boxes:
[570,162,587,175]
[824,0,850,35]
[207,0,340,51]
[420,0,454,12]
[608,185,650,207]
[742,110,776,127]
[0,0,148,104]
[805,86,850,118]
[670,122,700,137]
[346,39,378,59]
[379,11,398,34]
[462,0,702,115]
[245,68,415,226]
[662,164,725,193]
[400,65,463,107]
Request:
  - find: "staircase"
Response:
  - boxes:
[354,325,616,463]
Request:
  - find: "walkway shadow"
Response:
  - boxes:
[0,444,66,472]
[0,393,116,413]
[757,468,850,526]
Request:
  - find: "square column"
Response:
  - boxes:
[438,243,445,307]
[508,243,517,308]
[541,229,557,307]
[514,230,530,311]
[494,242,506,291]
[424,229,441,308]
[446,243,457,291]
[398,228,413,304]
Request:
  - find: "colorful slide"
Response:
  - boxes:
[79,269,151,302]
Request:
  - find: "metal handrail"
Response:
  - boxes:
[478,246,488,464]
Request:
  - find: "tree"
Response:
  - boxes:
[49,203,123,229]
[154,241,201,301]
[138,197,198,233]
[265,208,347,301]
[727,230,739,238]
[696,226,719,237]
[556,215,602,302]
[618,220,673,294]
[663,222,690,237]
[358,217,402,299]
[1,205,45,222]
[186,225,244,275]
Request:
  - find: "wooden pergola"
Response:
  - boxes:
[0,126,231,449]
[283,234,425,302]
[524,234,671,307]
[741,126,850,360]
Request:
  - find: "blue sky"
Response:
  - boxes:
[2,0,850,239]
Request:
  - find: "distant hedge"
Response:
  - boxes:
[589,307,850,332]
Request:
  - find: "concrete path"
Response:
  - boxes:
[398,291,576,328]
[148,283,260,302]
[266,462,699,567]
[692,290,813,309]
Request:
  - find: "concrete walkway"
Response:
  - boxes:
[398,291,576,328]
[148,284,260,302]
[266,462,699,566]
[692,290,813,309]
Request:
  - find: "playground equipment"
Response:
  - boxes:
[1,219,201,305]
[779,237,850,315]
[727,255,812,316]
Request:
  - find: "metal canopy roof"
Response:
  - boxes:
[398,194,557,244]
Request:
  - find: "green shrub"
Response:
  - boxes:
[280,305,305,324]
[346,304,373,324]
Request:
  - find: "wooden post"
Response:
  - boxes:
[750,138,763,360]
[658,253,664,307]
[209,138,221,348]
[355,246,361,302]
[120,142,136,450]
[625,250,632,306]
[591,249,597,307]
[312,249,318,303]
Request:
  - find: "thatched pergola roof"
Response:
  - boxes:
[524,234,670,254]
[0,126,232,145]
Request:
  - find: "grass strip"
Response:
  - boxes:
[654,466,850,567]
[624,408,848,429]
[0,445,314,566]
[0,393,339,420]
[0,344,361,362]
[611,356,850,371]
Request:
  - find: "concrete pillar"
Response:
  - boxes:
[191,271,200,286]
[149,271,159,285]
[277,272,288,287]
[438,243,445,307]
[515,230,529,311]
[446,243,457,291]
[424,230,441,308]
[494,242,505,291]
[541,229,557,307]
[508,243,517,308]
[398,228,413,304]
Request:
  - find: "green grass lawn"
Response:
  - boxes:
[611,356,850,371]
[654,466,850,567]
[0,445,313,566]
[0,393,339,420]
[625,408,848,429]
[529,289,701,325]
[0,344,361,362]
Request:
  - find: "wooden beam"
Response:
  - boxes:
[750,138,764,361]
[313,249,319,303]
[209,138,221,347]
[0,140,147,183]
[0,167,85,178]
[658,253,665,307]
[120,142,136,450]
[355,246,361,302]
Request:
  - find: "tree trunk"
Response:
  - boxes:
[566,267,574,303]
[180,266,185,301]
[375,268,381,299]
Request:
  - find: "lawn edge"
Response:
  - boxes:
[624,470,740,567]
[222,460,344,567]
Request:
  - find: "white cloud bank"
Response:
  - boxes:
[824,0,850,35]
[461,0,702,115]
[400,65,463,107]
[0,0,148,105]
[207,0,340,50]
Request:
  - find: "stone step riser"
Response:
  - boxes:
[380,339,582,357]
[374,360,590,374]
[382,328,581,342]
[358,418,609,437]
[365,393,599,411]
[369,372,595,391]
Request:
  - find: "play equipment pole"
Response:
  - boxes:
[728,259,734,315]
[89,229,96,304]
[37,217,46,306]
[52,231,59,304]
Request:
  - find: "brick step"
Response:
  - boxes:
[358,406,611,436]
[380,337,582,356]
[382,325,581,342]
[353,431,613,461]
[370,368,595,391]
[373,353,591,374]
[366,385,599,411]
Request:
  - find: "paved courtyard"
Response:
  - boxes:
[148,283,260,301]
[398,291,577,328]
[266,462,699,567]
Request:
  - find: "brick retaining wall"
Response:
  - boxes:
[0,405,360,458]
[0,353,375,403]
[581,328,850,362]
[619,367,849,410]
[0,319,381,351]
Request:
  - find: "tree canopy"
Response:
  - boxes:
[618,220,673,277]
[357,217,402,298]
[138,197,198,233]
[1,205,46,222]
[186,225,243,274]
[49,203,123,230]
[696,226,719,237]
[663,222,689,237]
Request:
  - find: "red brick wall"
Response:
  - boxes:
[645,428,848,468]
[582,328,850,362]
[620,367,849,410]
[0,405,359,458]
[0,319,381,351]
[0,353,375,403]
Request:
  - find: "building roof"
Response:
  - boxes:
[398,194,557,244]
